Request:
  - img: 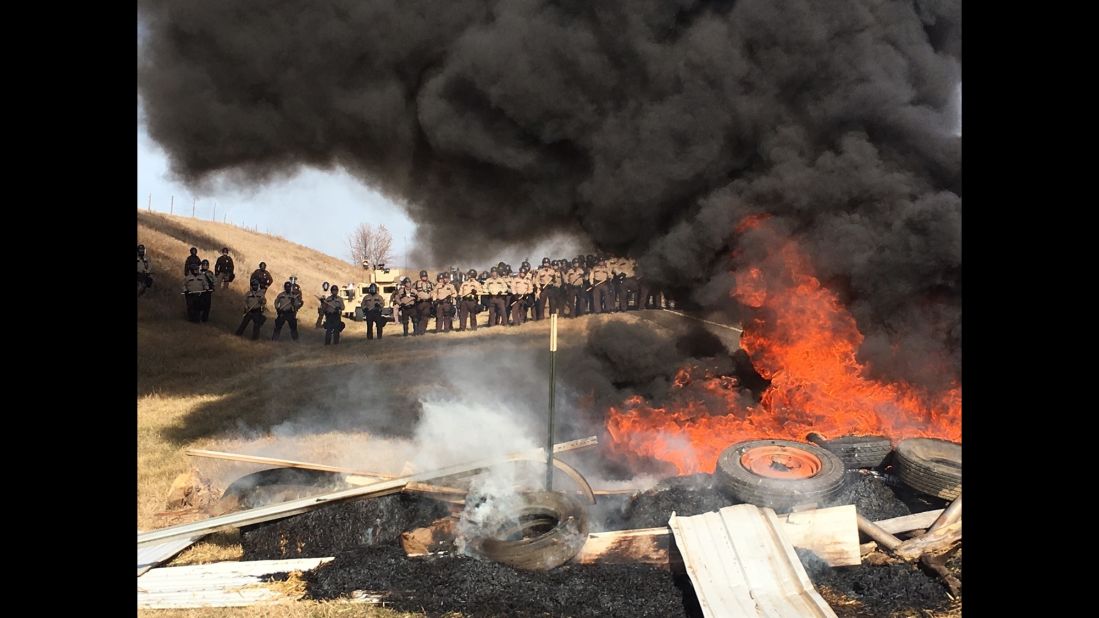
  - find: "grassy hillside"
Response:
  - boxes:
[136,211,633,530]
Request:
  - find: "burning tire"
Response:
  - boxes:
[468,491,589,571]
[214,468,347,513]
[813,434,894,469]
[714,439,845,511]
[894,438,961,500]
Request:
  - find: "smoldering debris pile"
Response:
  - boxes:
[305,544,698,618]
[241,493,450,560]
[236,469,958,617]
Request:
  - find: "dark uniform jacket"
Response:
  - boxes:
[250,268,274,289]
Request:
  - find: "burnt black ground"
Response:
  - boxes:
[810,549,961,617]
[241,493,450,559]
[241,471,958,616]
[305,544,701,618]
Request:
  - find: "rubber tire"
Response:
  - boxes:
[714,439,846,511]
[894,438,961,500]
[470,491,589,571]
[217,468,347,510]
[819,435,894,469]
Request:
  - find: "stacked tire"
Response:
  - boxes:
[815,435,894,469]
[894,438,961,500]
[714,439,846,512]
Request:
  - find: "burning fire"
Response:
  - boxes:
[606,230,961,475]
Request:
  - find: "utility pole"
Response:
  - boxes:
[546,313,558,491]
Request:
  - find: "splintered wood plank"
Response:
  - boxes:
[775,505,860,567]
[670,504,837,618]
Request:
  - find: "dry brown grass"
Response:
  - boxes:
[135,215,724,615]
[136,211,635,554]
[137,603,428,617]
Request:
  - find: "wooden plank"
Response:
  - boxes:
[928,495,961,533]
[575,528,671,565]
[775,505,860,567]
[185,449,396,479]
[857,513,902,551]
[669,505,836,618]
[895,520,962,561]
[760,508,839,617]
[874,509,944,535]
[141,437,597,546]
[576,506,860,568]
[138,558,333,608]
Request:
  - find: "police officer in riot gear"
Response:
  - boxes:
[484,267,509,327]
[214,247,235,289]
[250,262,274,291]
[393,277,417,336]
[433,273,457,333]
[272,281,304,341]
[183,247,201,276]
[411,270,435,336]
[198,259,217,322]
[457,269,483,331]
[320,284,346,345]
[137,244,152,296]
[565,258,587,317]
[360,283,387,340]
[235,278,267,339]
[182,263,209,322]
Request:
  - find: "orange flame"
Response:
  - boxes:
[606,232,961,475]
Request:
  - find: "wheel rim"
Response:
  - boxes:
[740,445,821,479]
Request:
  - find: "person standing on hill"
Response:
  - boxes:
[235,279,267,340]
[271,281,304,341]
[137,244,152,296]
[214,247,235,289]
[457,269,483,331]
[320,285,346,345]
[198,259,217,322]
[360,283,388,340]
[250,262,273,291]
[393,277,417,336]
[411,270,435,336]
[183,247,201,276]
[182,263,210,322]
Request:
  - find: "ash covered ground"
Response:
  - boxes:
[240,469,958,617]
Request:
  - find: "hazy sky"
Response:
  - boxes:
[137,122,419,265]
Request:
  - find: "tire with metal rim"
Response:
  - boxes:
[468,491,589,571]
[714,439,846,511]
[819,435,894,469]
[894,438,961,500]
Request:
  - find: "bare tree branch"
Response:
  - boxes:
[348,223,394,268]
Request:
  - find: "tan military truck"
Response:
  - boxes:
[342,263,406,322]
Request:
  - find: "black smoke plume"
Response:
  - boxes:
[138,0,961,389]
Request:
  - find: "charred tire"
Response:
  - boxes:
[217,468,347,510]
[894,438,961,500]
[470,491,589,571]
[714,439,846,511]
[818,435,894,469]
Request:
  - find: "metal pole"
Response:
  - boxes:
[147,193,152,211]
[546,313,558,491]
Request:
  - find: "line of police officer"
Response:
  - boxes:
[157,244,663,343]
[384,254,664,336]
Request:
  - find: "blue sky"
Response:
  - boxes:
[137,123,419,265]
